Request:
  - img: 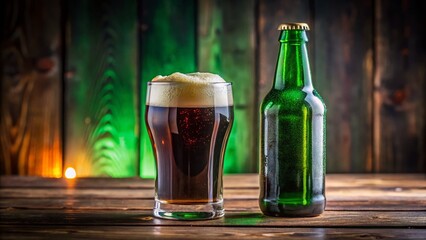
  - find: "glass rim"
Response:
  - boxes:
[147,81,232,86]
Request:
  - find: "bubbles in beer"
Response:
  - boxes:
[178,108,214,146]
[146,72,234,203]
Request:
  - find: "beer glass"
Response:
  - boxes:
[145,81,234,220]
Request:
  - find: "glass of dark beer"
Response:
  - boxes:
[145,73,234,220]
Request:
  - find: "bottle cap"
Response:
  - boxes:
[278,23,310,31]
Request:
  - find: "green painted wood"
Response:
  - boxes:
[2,0,424,177]
[373,0,426,172]
[0,0,62,177]
[198,0,256,173]
[314,0,374,172]
[139,0,197,178]
[65,0,139,177]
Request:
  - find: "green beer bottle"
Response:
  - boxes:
[259,23,326,217]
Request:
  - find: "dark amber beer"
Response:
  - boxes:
[259,23,326,217]
[146,73,233,220]
[146,106,233,202]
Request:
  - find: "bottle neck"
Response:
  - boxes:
[273,30,313,90]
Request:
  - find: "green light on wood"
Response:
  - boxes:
[197,0,257,174]
[65,0,139,177]
[140,0,196,178]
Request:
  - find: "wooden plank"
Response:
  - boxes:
[1,185,425,201]
[198,0,257,173]
[65,0,139,177]
[326,200,426,211]
[326,174,426,188]
[1,174,424,188]
[1,174,425,189]
[258,0,312,106]
[1,198,424,211]
[139,0,197,178]
[0,188,154,199]
[1,226,425,240]
[0,176,154,189]
[314,0,374,172]
[0,0,62,177]
[0,209,424,227]
[0,188,254,200]
[374,0,426,172]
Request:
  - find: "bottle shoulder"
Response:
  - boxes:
[261,88,326,114]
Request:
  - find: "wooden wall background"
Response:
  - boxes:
[65,0,139,177]
[1,0,62,177]
[1,0,425,177]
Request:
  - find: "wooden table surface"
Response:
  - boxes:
[0,174,425,239]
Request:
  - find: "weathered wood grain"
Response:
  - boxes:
[198,0,222,74]
[65,0,139,177]
[0,0,62,177]
[0,176,155,189]
[1,174,424,188]
[2,186,424,201]
[1,226,425,240]
[0,209,424,227]
[139,0,197,178]
[314,0,374,172]
[373,0,426,172]
[1,198,424,211]
[2,175,424,213]
[1,174,425,201]
[198,0,257,173]
[0,175,424,238]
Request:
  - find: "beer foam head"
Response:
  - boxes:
[147,72,233,107]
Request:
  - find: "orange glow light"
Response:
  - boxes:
[65,167,77,179]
